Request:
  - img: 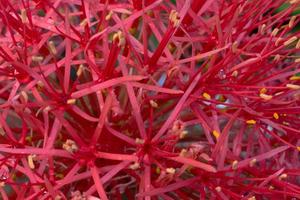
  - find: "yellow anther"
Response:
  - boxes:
[274,54,281,61]
[169,10,180,27]
[202,92,211,100]
[113,31,125,46]
[232,70,238,77]
[271,28,279,36]
[289,0,299,4]
[246,120,256,125]
[180,130,188,139]
[296,39,300,49]
[36,81,44,91]
[279,173,287,180]
[289,76,300,81]
[67,99,76,105]
[20,9,28,23]
[0,127,5,136]
[260,88,267,94]
[296,146,300,151]
[20,91,28,103]
[80,18,88,27]
[55,173,64,179]
[215,186,222,192]
[232,160,238,170]
[282,121,290,126]
[105,10,113,21]
[62,139,78,153]
[135,138,145,144]
[166,168,176,174]
[286,84,300,90]
[249,158,257,167]
[232,41,238,53]
[260,24,266,34]
[179,149,188,157]
[28,154,36,169]
[156,167,161,174]
[295,58,300,63]
[32,56,44,62]
[275,37,282,46]
[149,100,158,108]
[129,162,140,170]
[212,130,220,139]
[273,112,279,120]
[48,41,57,55]
[289,16,297,28]
[260,93,273,100]
[284,36,297,46]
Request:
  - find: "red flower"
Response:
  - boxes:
[0,0,299,199]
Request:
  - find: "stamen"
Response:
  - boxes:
[67,99,76,105]
[260,88,267,94]
[260,24,266,34]
[289,76,300,81]
[260,93,273,100]
[278,173,287,180]
[212,130,220,139]
[80,18,88,27]
[20,91,28,103]
[289,16,297,28]
[246,120,256,125]
[284,36,297,46]
[232,41,238,53]
[275,37,282,46]
[231,70,238,77]
[296,39,300,49]
[0,127,5,136]
[135,138,145,144]
[20,9,28,23]
[28,154,36,169]
[113,31,125,46]
[169,10,180,27]
[202,92,211,100]
[271,28,279,36]
[149,100,158,108]
[166,168,176,174]
[273,112,279,120]
[232,160,238,170]
[249,158,257,167]
[179,149,188,157]
[179,130,188,139]
[289,0,299,4]
[62,139,78,153]
[36,81,44,91]
[286,84,300,90]
[76,65,84,77]
[215,186,222,192]
[105,11,113,21]
[129,162,140,170]
[48,41,57,55]
[32,56,44,62]
[273,54,280,61]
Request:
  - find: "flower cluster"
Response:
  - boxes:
[0,0,299,199]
